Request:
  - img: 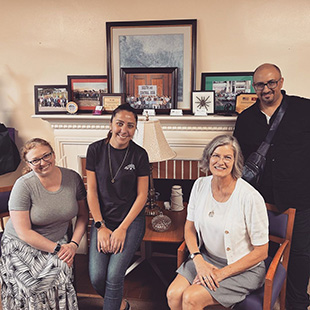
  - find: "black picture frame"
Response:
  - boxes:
[201,72,254,115]
[34,85,68,114]
[99,93,126,113]
[106,19,197,113]
[67,75,108,112]
[120,67,178,114]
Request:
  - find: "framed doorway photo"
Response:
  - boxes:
[120,67,178,114]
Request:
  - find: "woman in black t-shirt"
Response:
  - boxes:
[86,104,149,310]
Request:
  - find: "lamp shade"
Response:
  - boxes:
[134,119,176,163]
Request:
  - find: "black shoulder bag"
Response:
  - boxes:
[242,99,288,189]
[0,124,21,175]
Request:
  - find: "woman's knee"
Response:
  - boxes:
[166,282,184,307]
[182,286,214,309]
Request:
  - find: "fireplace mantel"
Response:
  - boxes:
[33,114,237,174]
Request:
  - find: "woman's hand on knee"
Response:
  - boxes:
[97,227,112,253]
[109,227,126,254]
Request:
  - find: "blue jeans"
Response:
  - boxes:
[89,215,145,310]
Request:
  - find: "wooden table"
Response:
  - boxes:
[126,202,187,287]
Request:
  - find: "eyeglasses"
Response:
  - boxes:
[27,152,53,166]
[211,154,233,163]
[253,78,282,91]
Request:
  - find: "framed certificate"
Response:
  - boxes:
[99,93,125,112]
[235,93,257,114]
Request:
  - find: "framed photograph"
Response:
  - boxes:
[34,85,68,114]
[192,91,215,115]
[235,93,257,114]
[67,75,108,112]
[106,19,197,113]
[201,72,254,115]
[120,67,177,114]
[99,93,125,112]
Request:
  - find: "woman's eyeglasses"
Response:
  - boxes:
[27,152,53,166]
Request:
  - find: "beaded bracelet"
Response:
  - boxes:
[70,240,79,248]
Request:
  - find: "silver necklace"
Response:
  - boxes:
[108,143,130,183]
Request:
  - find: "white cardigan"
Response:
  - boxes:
[187,176,269,265]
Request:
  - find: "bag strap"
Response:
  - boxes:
[257,97,288,155]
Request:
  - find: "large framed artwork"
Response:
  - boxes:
[106,19,197,113]
[34,85,68,114]
[67,75,108,112]
[201,72,254,115]
[120,67,178,114]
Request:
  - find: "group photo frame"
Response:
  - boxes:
[34,85,68,115]
[106,19,197,113]
[120,67,178,114]
[67,75,108,112]
[201,72,254,115]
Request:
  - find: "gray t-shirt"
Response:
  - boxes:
[4,167,86,242]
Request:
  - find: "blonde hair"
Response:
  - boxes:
[21,138,54,174]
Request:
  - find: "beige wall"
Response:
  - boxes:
[1,0,310,186]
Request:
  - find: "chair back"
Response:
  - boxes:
[235,203,295,310]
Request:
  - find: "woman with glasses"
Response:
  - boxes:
[167,135,269,309]
[0,138,88,310]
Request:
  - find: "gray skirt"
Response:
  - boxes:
[177,248,266,308]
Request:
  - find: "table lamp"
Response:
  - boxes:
[134,117,176,216]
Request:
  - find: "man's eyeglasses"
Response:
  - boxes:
[27,152,53,166]
[253,78,282,91]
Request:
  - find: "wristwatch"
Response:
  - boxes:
[53,242,61,255]
[190,252,201,259]
[94,220,105,230]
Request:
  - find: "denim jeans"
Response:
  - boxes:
[89,215,145,310]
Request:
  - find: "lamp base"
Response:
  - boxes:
[145,202,161,216]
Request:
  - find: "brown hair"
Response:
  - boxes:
[21,138,54,174]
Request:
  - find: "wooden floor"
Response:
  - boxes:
[75,249,178,309]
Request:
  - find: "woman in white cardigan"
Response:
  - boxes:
[167,135,269,309]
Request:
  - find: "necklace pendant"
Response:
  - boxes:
[111,179,115,183]
[208,210,214,217]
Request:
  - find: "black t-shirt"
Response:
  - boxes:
[234,91,310,211]
[86,139,150,226]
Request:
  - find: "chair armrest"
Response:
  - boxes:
[263,240,289,308]
[177,241,188,268]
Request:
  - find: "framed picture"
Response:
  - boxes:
[99,93,125,112]
[192,91,215,115]
[201,72,254,115]
[120,67,177,114]
[67,75,108,112]
[235,93,257,114]
[106,19,197,113]
[34,85,68,114]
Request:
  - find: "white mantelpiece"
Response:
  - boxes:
[32,114,237,175]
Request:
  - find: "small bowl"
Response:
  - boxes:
[151,214,172,232]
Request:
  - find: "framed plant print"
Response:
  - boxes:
[201,72,254,115]
[120,67,177,114]
[99,93,125,112]
[67,75,108,112]
[34,85,68,114]
[192,91,215,115]
[106,19,197,113]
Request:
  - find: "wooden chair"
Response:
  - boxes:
[177,203,296,310]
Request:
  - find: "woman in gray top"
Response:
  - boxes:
[0,138,89,310]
